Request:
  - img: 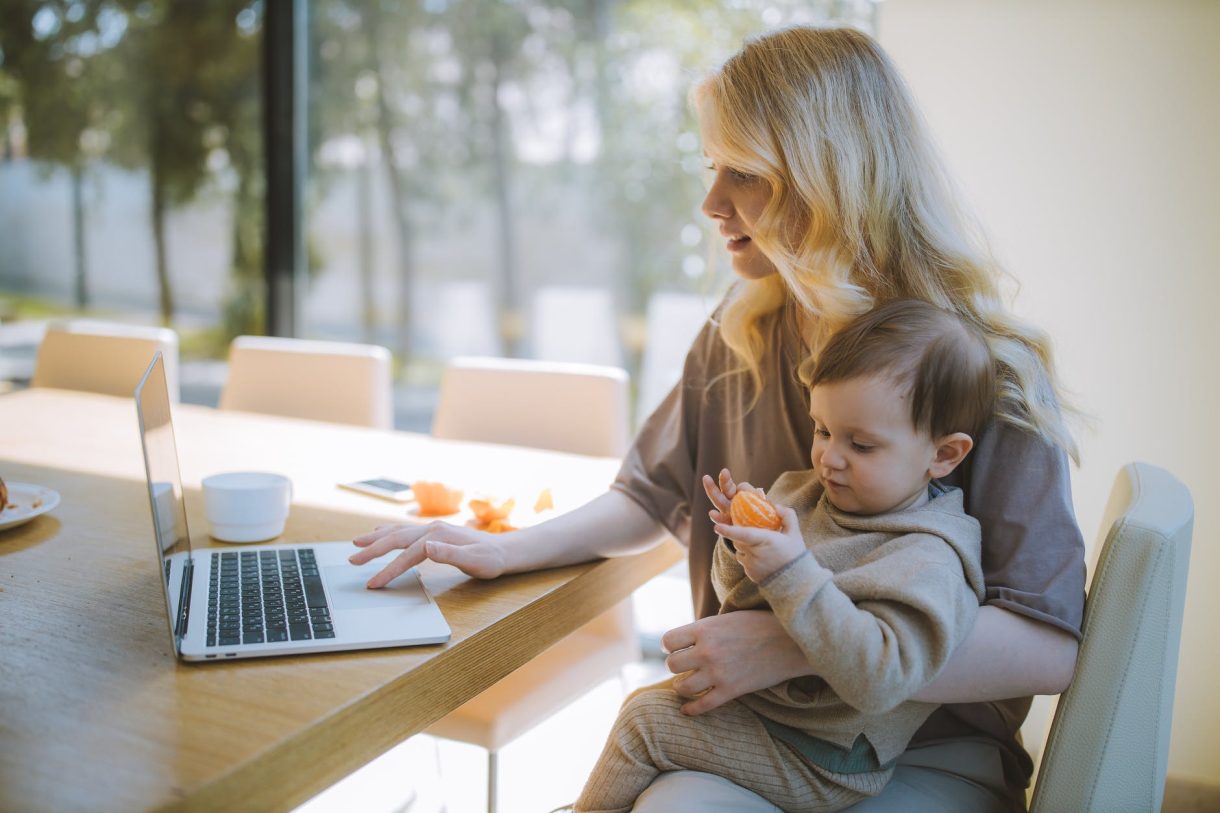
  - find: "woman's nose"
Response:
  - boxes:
[701,176,731,220]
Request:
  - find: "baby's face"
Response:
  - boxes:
[808,374,940,515]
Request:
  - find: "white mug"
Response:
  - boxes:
[201,472,293,543]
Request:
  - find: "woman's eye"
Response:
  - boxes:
[704,161,756,183]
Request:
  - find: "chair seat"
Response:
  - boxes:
[426,627,640,750]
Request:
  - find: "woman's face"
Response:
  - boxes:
[701,160,778,281]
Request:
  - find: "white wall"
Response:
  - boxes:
[880,0,1220,785]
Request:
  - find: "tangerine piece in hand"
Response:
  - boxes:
[729,489,782,530]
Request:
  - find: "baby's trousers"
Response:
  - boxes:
[574,684,890,813]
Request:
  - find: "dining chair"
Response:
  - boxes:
[32,319,181,402]
[427,354,638,813]
[1028,461,1194,812]
[218,335,394,429]
[432,355,630,458]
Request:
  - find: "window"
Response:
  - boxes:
[1,0,876,424]
[0,2,264,397]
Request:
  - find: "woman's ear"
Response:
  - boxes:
[928,432,974,479]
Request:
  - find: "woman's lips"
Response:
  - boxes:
[726,235,751,253]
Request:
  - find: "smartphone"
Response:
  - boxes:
[339,477,415,503]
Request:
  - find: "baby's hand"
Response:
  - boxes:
[702,468,744,526]
[714,504,804,583]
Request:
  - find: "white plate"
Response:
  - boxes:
[0,482,61,532]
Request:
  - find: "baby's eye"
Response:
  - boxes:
[814,427,831,439]
[851,442,874,453]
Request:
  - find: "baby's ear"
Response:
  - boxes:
[929,432,973,478]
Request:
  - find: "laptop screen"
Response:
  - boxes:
[135,352,194,654]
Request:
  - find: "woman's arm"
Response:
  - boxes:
[910,604,1078,702]
[349,489,669,587]
[662,604,1077,715]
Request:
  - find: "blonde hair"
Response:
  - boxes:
[692,25,1078,460]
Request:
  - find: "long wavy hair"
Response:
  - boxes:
[692,25,1078,459]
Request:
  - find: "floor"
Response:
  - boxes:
[293,568,691,813]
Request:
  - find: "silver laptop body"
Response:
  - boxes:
[135,352,450,662]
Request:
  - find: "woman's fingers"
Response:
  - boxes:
[352,519,509,585]
[660,620,699,654]
[365,544,425,589]
[424,538,505,580]
[349,524,425,564]
[679,686,735,717]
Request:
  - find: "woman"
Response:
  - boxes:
[351,26,1084,812]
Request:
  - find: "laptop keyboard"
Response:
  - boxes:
[206,549,334,647]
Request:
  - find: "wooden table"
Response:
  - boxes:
[0,389,683,813]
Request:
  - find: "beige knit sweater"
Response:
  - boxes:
[715,470,987,767]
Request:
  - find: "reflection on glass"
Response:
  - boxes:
[0,3,265,365]
[150,481,182,554]
[303,1,878,405]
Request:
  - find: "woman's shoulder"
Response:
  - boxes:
[973,418,1073,469]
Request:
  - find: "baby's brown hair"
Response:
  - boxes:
[809,300,996,440]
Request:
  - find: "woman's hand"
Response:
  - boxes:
[661,610,813,715]
[349,521,509,587]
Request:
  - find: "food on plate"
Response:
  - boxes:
[412,481,464,516]
[729,488,783,530]
[468,497,517,533]
[533,488,554,513]
[0,476,7,511]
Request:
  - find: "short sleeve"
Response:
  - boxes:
[942,420,1086,639]
[609,318,716,548]
[611,295,813,618]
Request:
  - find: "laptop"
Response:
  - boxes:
[135,351,450,662]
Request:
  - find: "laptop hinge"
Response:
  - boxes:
[175,557,194,639]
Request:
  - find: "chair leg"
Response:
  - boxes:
[487,749,498,813]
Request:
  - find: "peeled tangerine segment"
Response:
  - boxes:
[729,489,782,530]
[469,497,515,524]
[413,481,464,516]
[533,488,554,513]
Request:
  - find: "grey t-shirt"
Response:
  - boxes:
[611,294,1086,788]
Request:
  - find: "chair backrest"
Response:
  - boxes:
[432,355,630,458]
[1030,462,1194,813]
[219,335,394,429]
[32,320,180,402]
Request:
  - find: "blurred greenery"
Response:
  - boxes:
[0,0,873,372]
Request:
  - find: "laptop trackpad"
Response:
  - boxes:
[324,564,428,611]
